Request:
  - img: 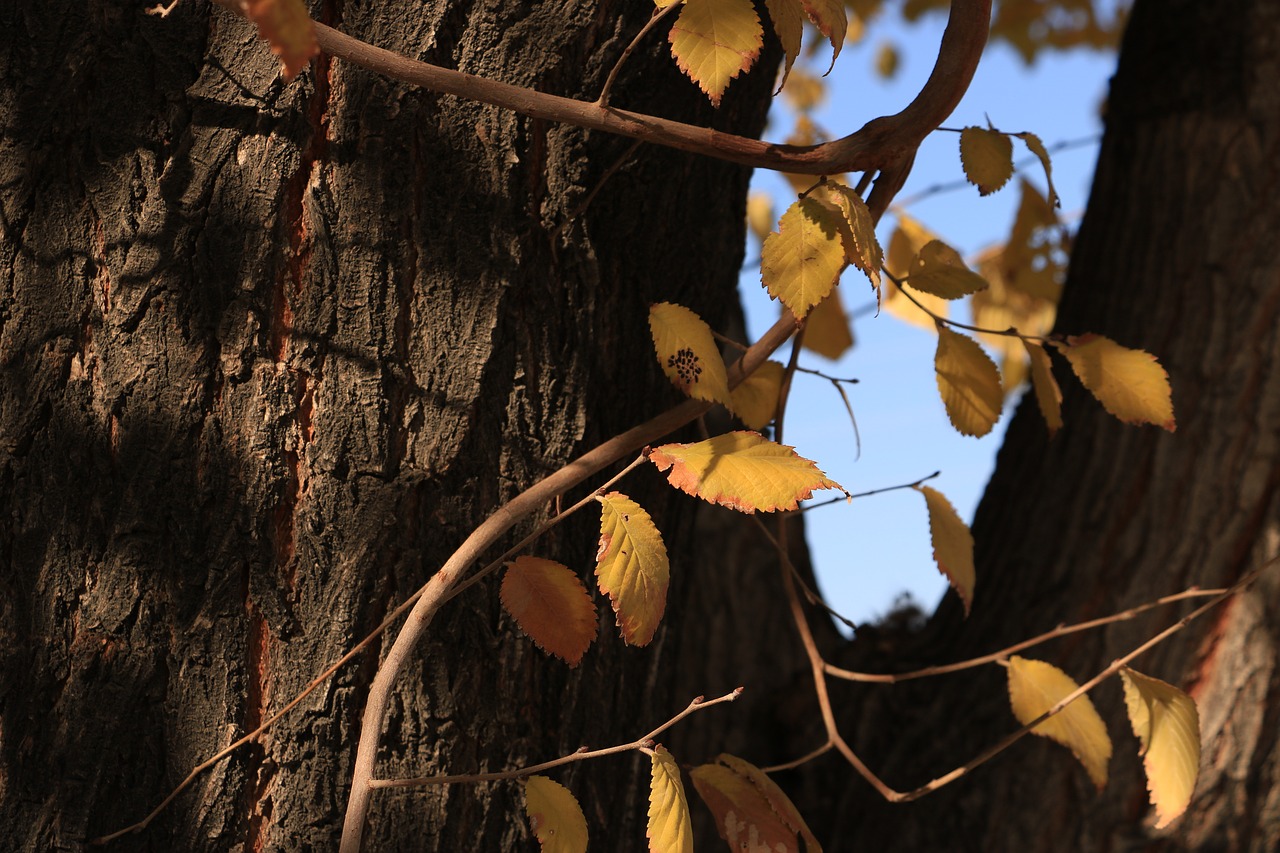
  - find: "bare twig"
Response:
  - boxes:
[824,585,1228,683]
[886,269,1047,343]
[596,4,682,107]
[371,688,742,789]
[750,516,857,632]
[793,470,941,513]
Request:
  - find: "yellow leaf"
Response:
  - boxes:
[730,360,786,430]
[884,213,948,331]
[716,755,821,852]
[524,776,589,853]
[669,0,763,107]
[762,196,847,319]
[801,291,854,361]
[1057,334,1175,431]
[797,0,847,72]
[1014,131,1060,209]
[501,557,597,667]
[875,40,899,78]
[1023,339,1063,435]
[649,431,841,513]
[913,485,974,614]
[649,302,733,408]
[934,325,1002,437]
[764,0,804,88]
[960,126,1014,196]
[1121,668,1201,829]
[1006,656,1112,790]
[595,493,670,647]
[906,240,989,300]
[655,0,679,7]
[746,192,774,245]
[690,763,800,853]
[813,181,882,291]
[240,0,319,80]
[648,747,694,853]
[1002,179,1064,302]
[780,68,825,112]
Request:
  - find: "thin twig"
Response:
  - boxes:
[596,4,682,107]
[824,585,1228,683]
[750,516,857,632]
[793,470,941,513]
[370,688,742,789]
[886,269,1047,343]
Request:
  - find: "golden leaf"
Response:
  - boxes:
[731,360,786,430]
[959,126,1014,196]
[761,196,848,320]
[524,776,589,853]
[716,755,821,851]
[885,213,948,331]
[648,747,694,853]
[801,291,854,361]
[914,485,975,614]
[595,493,670,647]
[690,763,800,853]
[813,181,882,292]
[1023,339,1063,435]
[906,240,989,300]
[1006,656,1112,790]
[240,0,319,80]
[746,192,774,245]
[649,431,841,513]
[797,0,847,72]
[649,302,733,408]
[1121,668,1201,829]
[1014,131,1060,209]
[669,0,763,107]
[500,557,597,667]
[934,325,1003,437]
[764,0,804,88]
[1057,334,1175,431]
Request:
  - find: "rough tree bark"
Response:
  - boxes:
[0,1,803,849]
[800,0,1280,850]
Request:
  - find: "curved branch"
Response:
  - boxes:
[310,0,991,175]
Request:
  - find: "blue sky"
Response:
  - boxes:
[738,15,1119,629]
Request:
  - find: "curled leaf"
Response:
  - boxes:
[650,431,841,513]
[501,557,597,666]
[1014,131,1060,209]
[595,493,670,647]
[1006,656,1112,790]
[524,776,589,853]
[649,747,694,853]
[1121,668,1201,829]
[914,485,975,614]
[1023,339,1063,435]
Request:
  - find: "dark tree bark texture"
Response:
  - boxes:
[802,0,1280,850]
[0,1,799,850]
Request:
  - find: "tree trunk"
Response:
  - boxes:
[0,1,794,849]
[808,0,1280,849]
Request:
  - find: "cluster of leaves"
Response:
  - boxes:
[524,750,822,853]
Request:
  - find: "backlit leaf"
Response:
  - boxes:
[716,755,821,851]
[813,181,882,291]
[747,192,774,245]
[762,197,847,320]
[960,126,1014,196]
[1121,668,1201,829]
[731,360,786,430]
[906,240,989,300]
[801,291,854,361]
[1057,334,1175,431]
[1014,131,1060,209]
[691,762,799,852]
[914,485,974,614]
[1006,656,1112,790]
[764,0,804,88]
[885,213,948,331]
[501,557,597,667]
[649,747,694,853]
[240,0,319,80]
[650,431,841,513]
[595,493,669,647]
[525,776,589,853]
[934,325,1002,437]
[1024,339,1063,435]
[797,0,847,72]
[649,302,733,408]
[669,0,764,107]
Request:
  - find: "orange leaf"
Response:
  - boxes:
[691,763,799,852]
[650,431,841,513]
[240,0,319,80]
[715,755,821,851]
[500,556,597,666]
